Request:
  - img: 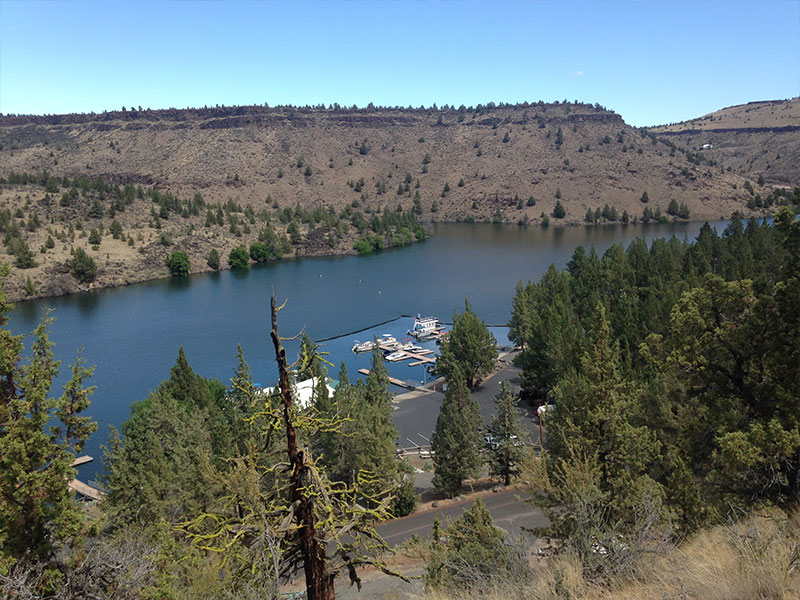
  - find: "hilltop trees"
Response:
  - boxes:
[436,300,497,388]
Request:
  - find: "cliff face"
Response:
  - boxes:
[650,98,800,186]
[0,102,758,224]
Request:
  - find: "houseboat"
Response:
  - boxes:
[407,316,443,340]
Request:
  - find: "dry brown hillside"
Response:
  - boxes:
[0,102,761,224]
[0,102,778,301]
[651,97,800,186]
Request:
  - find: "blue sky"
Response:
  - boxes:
[1,0,798,126]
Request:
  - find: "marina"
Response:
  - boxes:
[353,319,441,367]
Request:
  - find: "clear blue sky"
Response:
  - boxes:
[1,0,798,126]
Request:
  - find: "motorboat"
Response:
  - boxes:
[352,340,375,353]
[408,316,444,340]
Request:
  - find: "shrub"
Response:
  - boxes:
[228,246,250,270]
[207,249,220,269]
[165,251,190,277]
[70,247,97,283]
[391,477,418,518]
[249,241,271,263]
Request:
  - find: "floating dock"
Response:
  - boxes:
[375,342,436,364]
[68,455,106,501]
[357,369,419,390]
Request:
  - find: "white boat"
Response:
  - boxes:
[408,316,442,340]
[352,340,375,353]
[378,334,400,349]
[384,351,407,362]
[402,343,424,352]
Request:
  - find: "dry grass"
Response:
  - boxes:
[418,509,800,600]
[651,97,800,186]
[0,104,762,226]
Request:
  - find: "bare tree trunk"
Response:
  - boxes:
[270,296,335,600]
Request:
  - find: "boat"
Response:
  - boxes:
[352,340,375,353]
[384,351,407,362]
[402,342,424,352]
[408,316,444,340]
[378,334,400,349]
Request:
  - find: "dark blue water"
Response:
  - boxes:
[6,221,728,480]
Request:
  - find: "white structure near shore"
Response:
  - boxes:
[262,376,335,410]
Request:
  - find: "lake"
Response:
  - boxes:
[7,220,729,481]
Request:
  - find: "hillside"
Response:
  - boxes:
[650,97,800,185]
[0,102,775,300]
[0,102,761,222]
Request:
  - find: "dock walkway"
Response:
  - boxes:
[357,369,424,391]
[376,342,436,365]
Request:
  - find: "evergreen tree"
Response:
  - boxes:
[547,304,662,521]
[431,376,482,497]
[353,347,400,493]
[513,265,583,397]
[0,299,97,567]
[437,299,497,387]
[487,382,527,485]
[228,344,257,455]
[425,499,529,593]
[103,389,215,524]
[70,247,97,283]
[207,248,220,269]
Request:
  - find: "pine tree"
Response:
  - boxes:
[487,382,527,485]
[424,498,529,593]
[547,304,662,520]
[354,347,400,493]
[0,285,97,567]
[228,343,256,454]
[103,389,214,524]
[431,376,482,497]
[437,299,497,387]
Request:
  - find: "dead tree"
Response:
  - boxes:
[183,296,407,600]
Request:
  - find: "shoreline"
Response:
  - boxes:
[3,214,767,304]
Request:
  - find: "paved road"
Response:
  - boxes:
[377,487,548,547]
[391,351,543,452]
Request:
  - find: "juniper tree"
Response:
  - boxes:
[0,277,98,569]
[487,382,527,486]
[431,376,482,497]
[182,297,407,600]
[436,299,497,388]
[546,304,662,521]
[424,498,530,593]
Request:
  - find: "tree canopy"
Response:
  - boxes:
[436,299,497,387]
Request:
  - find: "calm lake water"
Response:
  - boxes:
[7,220,728,481]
